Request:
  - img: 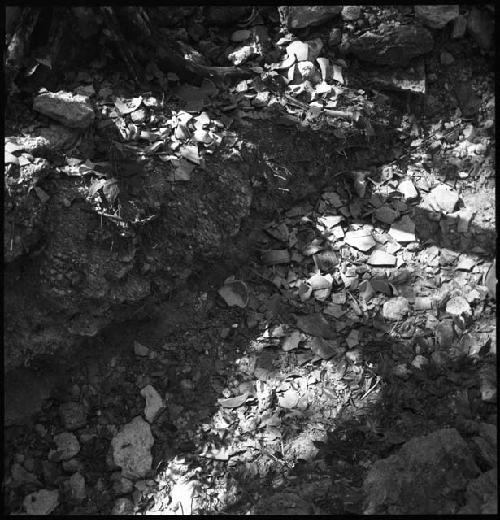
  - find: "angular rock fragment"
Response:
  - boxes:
[382,297,410,321]
[368,250,397,266]
[415,5,459,29]
[33,91,95,129]
[140,385,165,423]
[280,6,342,29]
[23,489,59,515]
[388,215,416,243]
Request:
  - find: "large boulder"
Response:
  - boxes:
[279,6,342,29]
[348,25,434,67]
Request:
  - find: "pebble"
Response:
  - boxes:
[341,5,361,21]
[11,462,40,485]
[345,348,362,364]
[140,384,165,423]
[134,341,150,357]
[456,256,475,271]
[414,297,432,311]
[50,432,81,461]
[411,355,429,369]
[111,473,135,494]
[62,458,83,473]
[23,489,59,515]
[111,416,154,479]
[59,402,87,431]
[382,297,410,321]
[446,296,472,317]
[436,320,455,348]
[397,179,418,199]
[368,250,397,266]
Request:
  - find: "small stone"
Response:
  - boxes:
[112,497,134,515]
[329,27,342,46]
[59,402,87,431]
[134,341,149,357]
[346,329,360,348]
[345,348,362,364]
[411,355,429,369]
[111,416,154,479]
[11,462,40,485]
[456,255,475,271]
[467,7,495,50]
[341,6,361,21]
[23,489,59,515]
[388,215,416,243]
[436,320,455,348]
[397,179,418,199]
[231,29,251,42]
[67,472,86,502]
[111,472,135,495]
[50,432,80,461]
[140,384,164,423]
[382,297,410,321]
[309,337,342,360]
[446,296,472,317]
[414,297,432,310]
[440,51,455,65]
[393,363,410,379]
[62,458,83,473]
[368,250,397,266]
[452,15,467,38]
[374,206,398,224]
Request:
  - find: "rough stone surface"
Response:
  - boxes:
[280,6,342,29]
[59,402,87,431]
[341,6,361,21]
[375,206,398,224]
[51,432,81,461]
[459,469,498,514]
[446,296,472,317]
[33,91,95,129]
[467,7,495,50]
[382,297,410,321]
[140,384,164,423]
[415,5,459,29]
[67,472,86,502]
[363,428,480,514]
[389,215,416,243]
[428,184,459,213]
[348,25,434,67]
[23,489,60,515]
[111,497,135,515]
[398,179,418,199]
[368,250,397,266]
[111,416,154,479]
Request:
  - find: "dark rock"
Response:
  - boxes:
[363,428,480,514]
[459,469,498,514]
[206,6,250,25]
[348,25,434,67]
[279,6,342,29]
[467,7,495,50]
[415,5,459,29]
[59,402,88,431]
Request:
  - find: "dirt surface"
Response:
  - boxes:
[3,5,497,515]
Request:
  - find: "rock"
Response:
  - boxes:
[37,125,80,151]
[452,15,467,38]
[398,179,418,199]
[111,497,135,515]
[11,462,40,486]
[436,320,455,348]
[134,341,149,357]
[411,354,429,369]
[308,337,342,360]
[344,229,376,252]
[286,40,310,62]
[368,250,397,266]
[111,416,154,479]
[23,489,59,515]
[231,29,251,43]
[415,5,459,29]
[456,208,474,233]
[479,364,497,403]
[140,384,164,423]
[440,51,455,65]
[382,297,410,321]
[329,27,342,46]
[50,432,81,461]
[62,458,83,473]
[375,206,398,224]
[206,6,250,25]
[459,469,497,514]
[363,428,480,514]
[280,6,342,29]
[228,44,257,66]
[454,81,481,117]
[67,472,86,502]
[33,91,95,129]
[428,184,459,213]
[111,472,135,495]
[467,7,495,50]
[341,6,362,21]
[295,313,336,339]
[348,25,434,67]
[456,255,475,271]
[218,280,249,308]
[255,491,314,515]
[484,260,496,299]
[446,296,472,317]
[472,423,497,469]
[388,215,416,243]
[59,402,87,431]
